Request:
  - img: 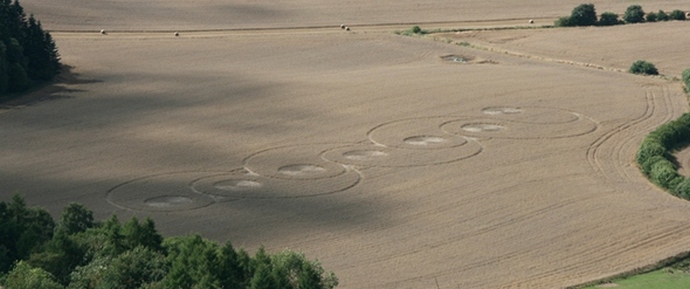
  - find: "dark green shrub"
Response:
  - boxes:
[629,60,658,75]
[649,158,682,189]
[598,12,622,26]
[624,5,646,23]
[555,16,574,27]
[637,138,665,163]
[669,10,687,20]
[683,68,690,92]
[411,25,422,34]
[674,178,690,199]
[657,10,670,21]
[645,11,658,22]
[570,3,598,26]
[641,155,668,176]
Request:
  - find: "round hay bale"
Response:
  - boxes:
[686,11,690,18]
[174,31,179,36]
[345,26,350,31]
[340,24,346,29]
[529,19,534,24]
[100,29,106,34]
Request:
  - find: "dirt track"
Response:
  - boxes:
[4,1,690,288]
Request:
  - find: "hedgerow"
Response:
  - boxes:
[637,91,690,197]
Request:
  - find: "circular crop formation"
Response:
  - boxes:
[106,106,597,212]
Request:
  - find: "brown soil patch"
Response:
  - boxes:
[4,1,690,289]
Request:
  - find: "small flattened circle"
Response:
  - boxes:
[343,150,388,160]
[461,123,505,133]
[482,106,523,115]
[278,164,326,176]
[145,196,193,208]
[480,106,579,124]
[404,135,448,146]
[214,179,262,191]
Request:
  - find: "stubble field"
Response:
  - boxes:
[3,0,690,288]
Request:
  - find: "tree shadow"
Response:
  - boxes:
[0,65,98,109]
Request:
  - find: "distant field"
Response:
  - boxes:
[4,1,690,288]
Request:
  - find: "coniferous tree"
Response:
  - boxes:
[0,0,61,97]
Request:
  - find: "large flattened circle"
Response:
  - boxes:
[243,144,347,180]
[442,115,597,139]
[480,106,580,124]
[191,169,361,199]
[368,117,468,149]
[322,141,482,167]
[106,172,217,212]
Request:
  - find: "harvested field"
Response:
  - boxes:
[4,0,690,288]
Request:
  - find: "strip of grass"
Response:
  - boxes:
[582,269,690,289]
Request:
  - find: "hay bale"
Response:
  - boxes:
[529,19,534,24]
[340,24,346,29]
[345,26,350,31]
[174,31,179,36]
[100,29,106,34]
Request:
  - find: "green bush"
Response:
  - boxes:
[657,10,670,21]
[645,11,658,22]
[624,5,646,23]
[674,178,690,199]
[570,3,598,26]
[598,12,622,26]
[649,159,682,189]
[669,10,687,20]
[641,155,668,176]
[683,68,690,92]
[411,25,422,34]
[5,261,64,289]
[629,60,659,75]
[637,138,665,165]
[555,16,574,27]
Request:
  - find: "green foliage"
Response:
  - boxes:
[555,3,597,27]
[645,11,657,22]
[0,198,339,289]
[673,178,690,199]
[669,10,687,20]
[0,195,55,273]
[27,229,88,285]
[683,68,690,92]
[57,203,95,235]
[657,10,670,21]
[411,25,422,34]
[554,16,574,27]
[637,111,690,200]
[598,12,622,26]
[569,3,597,26]
[122,217,163,252]
[649,158,682,189]
[8,61,29,92]
[5,261,64,289]
[397,25,428,36]
[0,0,61,98]
[623,5,646,23]
[98,246,167,289]
[629,60,658,75]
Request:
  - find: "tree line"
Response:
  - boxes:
[0,0,61,97]
[636,68,690,199]
[556,3,686,27]
[0,195,338,289]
